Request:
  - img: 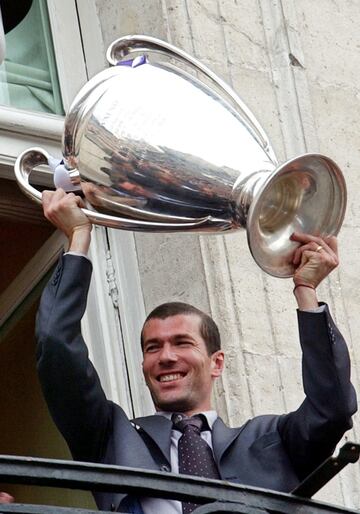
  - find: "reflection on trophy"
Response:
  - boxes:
[14,35,346,277]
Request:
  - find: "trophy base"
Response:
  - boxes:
[247,153,346,278]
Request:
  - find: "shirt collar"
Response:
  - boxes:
[155,410,217,429]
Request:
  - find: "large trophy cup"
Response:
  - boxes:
[15,35,346,277]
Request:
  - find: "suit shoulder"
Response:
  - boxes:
[242,414,282,437]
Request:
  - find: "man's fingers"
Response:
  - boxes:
[294,242,338,268]
[323,235,338,256]
[73,194,87,210]
[291,232,323,245]
[293,243,310,266]
[0,492,14,503]
[291,232,336,250]
[291,233,338,265]
[42,188,66,202]
[42,189,55,210]
[40,187,91,238]
[293,241,328,265]
[291,232,340,291]
[42,188,67,213]
[299,249,313,270]
[42,190,78,215]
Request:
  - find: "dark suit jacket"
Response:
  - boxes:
[35,254,357,512]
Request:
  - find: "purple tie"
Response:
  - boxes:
[172,414,220,514]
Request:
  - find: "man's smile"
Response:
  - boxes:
[158,372,186,383]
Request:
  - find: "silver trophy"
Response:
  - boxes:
[15,35,346,277]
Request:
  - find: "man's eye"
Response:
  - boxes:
[145,345,158,353]
[177,341,192,346]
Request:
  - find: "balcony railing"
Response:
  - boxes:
[0,442,358,514]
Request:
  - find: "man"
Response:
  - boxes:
[36,189,357,513]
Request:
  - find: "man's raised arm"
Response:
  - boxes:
[36,189,111,463]
[279,232,357,479]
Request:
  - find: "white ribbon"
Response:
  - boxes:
[47,156,81,192]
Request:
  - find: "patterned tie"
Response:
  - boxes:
[172,414,220,514]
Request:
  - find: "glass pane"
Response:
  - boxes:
[0,0,64,115]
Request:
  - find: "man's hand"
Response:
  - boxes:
[290,232,339,310]
[0,492,14,503]
[42,188,92,254]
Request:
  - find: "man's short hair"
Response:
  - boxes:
[141,302,221,355]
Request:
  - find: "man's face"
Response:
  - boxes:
[142,314,224,415]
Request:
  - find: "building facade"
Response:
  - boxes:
[0,0,359,509]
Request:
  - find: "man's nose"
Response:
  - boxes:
[159,343,177,363]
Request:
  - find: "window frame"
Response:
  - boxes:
[0,0,89,171]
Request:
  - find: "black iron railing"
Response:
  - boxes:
[0,442,359,514]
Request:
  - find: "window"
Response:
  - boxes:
[0,0,89,173]
[0,0,64,115]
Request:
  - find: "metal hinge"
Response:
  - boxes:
[105,249,119,308]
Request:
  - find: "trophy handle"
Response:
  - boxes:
[106,34,277,165]
[15,147,50,205]
[14,147,229,232]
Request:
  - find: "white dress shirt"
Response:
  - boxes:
[140,411,217,514]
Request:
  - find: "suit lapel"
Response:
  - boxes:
[212,417,248,466]
[133,415,248,473]
[133,414,173,465]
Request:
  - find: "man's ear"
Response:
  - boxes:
[211,350,224,378]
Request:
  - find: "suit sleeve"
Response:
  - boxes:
[278,304,357,480]
[36,253,112,463]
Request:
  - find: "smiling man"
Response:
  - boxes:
[141,305,224,415]
[36,189,357,514]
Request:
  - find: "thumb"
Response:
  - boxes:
[73,194,87,209]
[299,249,312,269]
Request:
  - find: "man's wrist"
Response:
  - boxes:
[68,226,91,254]
[293,284,319,310]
